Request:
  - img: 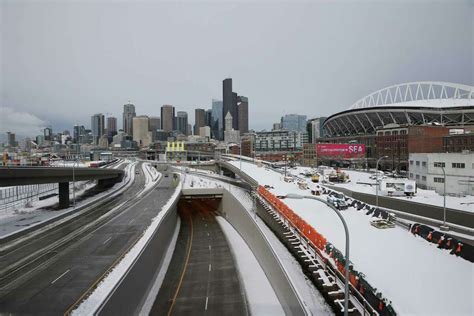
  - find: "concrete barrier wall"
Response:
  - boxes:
[98,192,180,316]
[218,189,307,316]
[327,185,474,229]
[218,161,259,187]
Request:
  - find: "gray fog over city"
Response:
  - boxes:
[1,0,472,136]
[0,1,473,316]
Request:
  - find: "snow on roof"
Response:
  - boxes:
[230,161,473,315]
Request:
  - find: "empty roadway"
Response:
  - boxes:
[0,163,176,315]
[152,198,248,316]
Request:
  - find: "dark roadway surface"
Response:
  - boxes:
[0,161,176,315]
[152,199,248,316]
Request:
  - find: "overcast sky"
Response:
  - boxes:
[1,0,473,137]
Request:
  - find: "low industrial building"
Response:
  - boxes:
[408,152,474,196]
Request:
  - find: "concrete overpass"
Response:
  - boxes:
[0,166,124,208]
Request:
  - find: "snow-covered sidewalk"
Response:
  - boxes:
[231,161,473,316]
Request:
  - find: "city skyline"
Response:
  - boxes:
[2,1,472,137]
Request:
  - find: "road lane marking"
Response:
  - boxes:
[129,218,135,225]
[209,245,211,251]
[103,237,112,244]
[209,264,211,272]
[51,269,70,284]
[205,296,209,310]
[167,212,194,316]
[207,232,210,237]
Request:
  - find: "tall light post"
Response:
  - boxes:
[285,193,350,316]
[439,165,449,231]
[375,156,388,209]
[239,139,242,172]
[72,158,76,209]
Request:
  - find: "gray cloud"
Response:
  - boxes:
[1,0,472,135]
[0,106,47,137]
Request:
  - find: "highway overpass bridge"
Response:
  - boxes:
[0,166,124,208]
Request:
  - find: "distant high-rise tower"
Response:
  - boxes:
[237,96,249,135]
[194,108,206,135]
[107,117,117,142]
[133,116,152,147]
[281,114,307,133]
[211,99,223,140]
[91,113,105,145]
[43,127,52,141]
[176,111,188,136]
[123,103,136,136]
[223,78,237,129]
[223,78,240,130]
[225,112,233,131]
[161,105,175,132]
[149,116,161,141]
[6,132,16,147]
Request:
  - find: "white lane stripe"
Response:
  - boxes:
[205,296,209,310]
[209,264,211,272]
[209,245,211,251]
[129,218,135,224]
[207,232,210,237]
[103,236,112,244]
[51,269,70,284]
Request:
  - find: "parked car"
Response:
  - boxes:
[327,192,348,210]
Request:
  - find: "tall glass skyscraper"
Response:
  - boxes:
[123,103,136,136]
[211,99,223,140]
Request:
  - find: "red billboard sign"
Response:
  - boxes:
[317,143,366,158]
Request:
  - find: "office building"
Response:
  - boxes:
[307,117,327,143]
[107,117,118,142]
[194,108,206,135]
[123,103,136,136]
[176,111,188,136]
[73,125,86,143]
[44,127,53,141]
[237,96,249,135]
[211,99,223,140]
[6,132,16,147]
[161,105,175,132]
[91,113,105,145]
[281,114,307,133]
[199,126,211,138]
[133,116,152,147]
[149,116,161,141]
[409,152,474,195]
[273,123,282,131]
[223,78,239,131]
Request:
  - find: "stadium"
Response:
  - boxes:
[323,82,474,137]
[315,82,474,171]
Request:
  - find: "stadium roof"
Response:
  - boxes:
[349,82,473,110]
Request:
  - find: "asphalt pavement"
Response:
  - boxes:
[0,162,176,315]
[152,198,248,316]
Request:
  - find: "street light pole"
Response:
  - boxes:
[239,139,242,172]
[285,193,350,316]
[440,166,449,231]
[72,158,76,209]
[376,156,388,209]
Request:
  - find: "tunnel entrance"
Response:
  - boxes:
[151,196,248,316]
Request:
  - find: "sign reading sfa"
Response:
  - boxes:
[316,144,366,158]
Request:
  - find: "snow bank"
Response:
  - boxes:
[216,216,285,316]
[230,161,473,315]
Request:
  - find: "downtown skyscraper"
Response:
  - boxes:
[91,113,105,145]
[161,105,175,132]
[123,103,136,136]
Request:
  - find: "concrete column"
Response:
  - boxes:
[58,182,70,209]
